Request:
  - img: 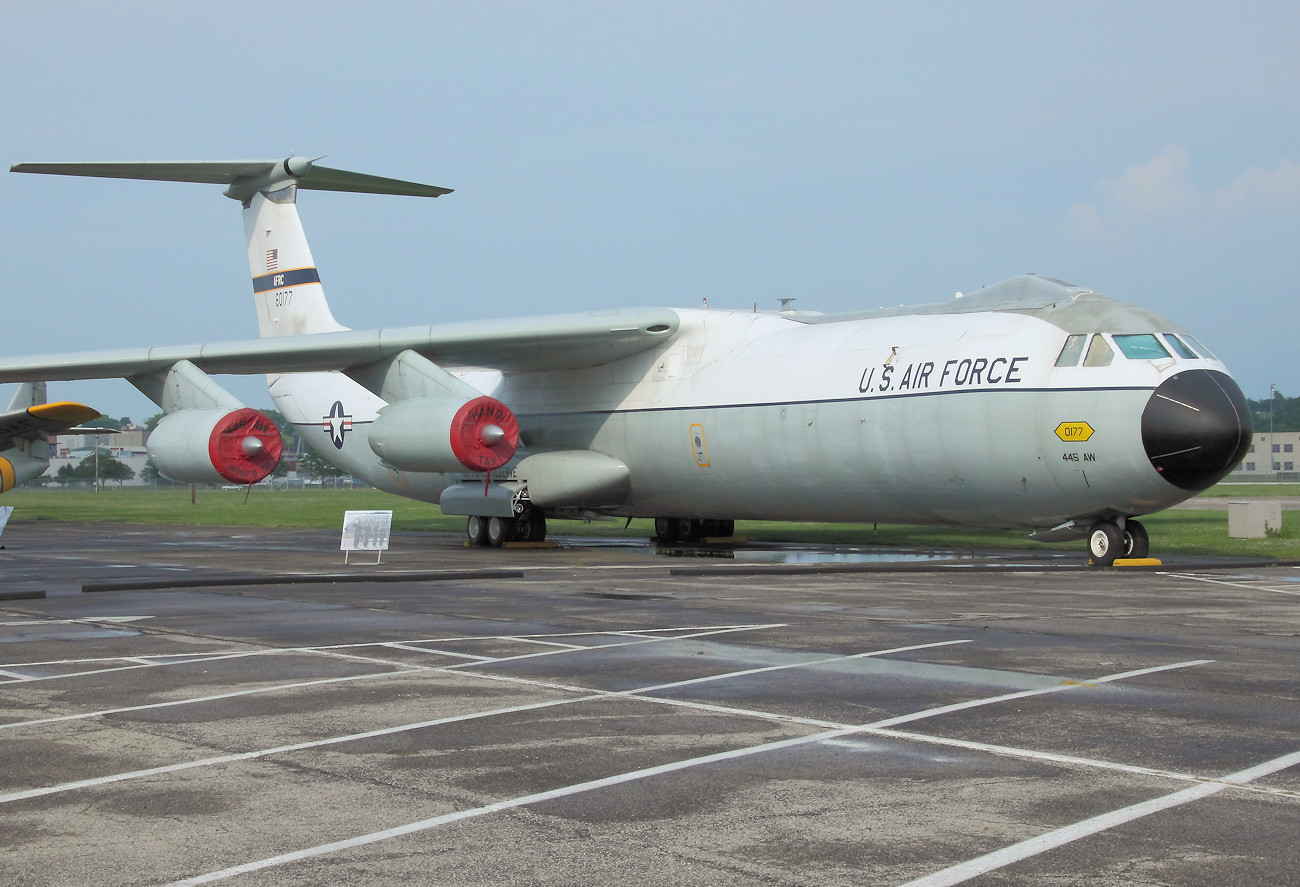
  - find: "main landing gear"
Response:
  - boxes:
[653,518,735,545]
[466,505,547,548]
[1087,518,1149,566]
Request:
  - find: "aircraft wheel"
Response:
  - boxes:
[486,515,515,548]
[466,515,490,547]
[513,507,546,543]
[713,519,735,538]
[1122,519,1150,559]
[680,519,705,544]
[654,517,679,545]
[1087,520,1123,566]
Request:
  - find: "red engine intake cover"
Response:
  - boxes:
[449,396,520,472]
[207,408,283,484]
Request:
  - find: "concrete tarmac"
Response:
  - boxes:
[0,522,1298,886]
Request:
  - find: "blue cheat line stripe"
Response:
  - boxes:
[252,267,321,293]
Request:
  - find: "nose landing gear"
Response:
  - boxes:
[1087,518,1149,566]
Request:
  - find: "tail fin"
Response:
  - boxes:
[244,187,347,337]
[5,381,46,412]
[10,157,452,340]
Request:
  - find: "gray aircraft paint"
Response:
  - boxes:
[266,278,1230,530]
[3,159,1251,542]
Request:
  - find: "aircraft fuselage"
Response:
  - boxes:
[276,276,1250,534]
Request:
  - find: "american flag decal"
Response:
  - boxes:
[266,249,278,271]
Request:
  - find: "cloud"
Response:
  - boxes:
[1205,158,1300,216]
[1068,147,1300,241]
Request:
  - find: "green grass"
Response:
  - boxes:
[1196,483,1300,497]
[3,487,447,531]
[5,485,1299,560]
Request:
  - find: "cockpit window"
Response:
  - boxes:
[1185,335,1218,360]
[1113,334,1171,360]
[1055,334,1087,367]
[1163,334,1199,359]
[1083,334,1114,367]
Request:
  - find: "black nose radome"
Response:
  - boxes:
[1142,369,1252,491]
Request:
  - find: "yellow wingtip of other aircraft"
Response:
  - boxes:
[26,401,103,425]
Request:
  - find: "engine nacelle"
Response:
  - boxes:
[368,395,519,473]
[148,408,283,485]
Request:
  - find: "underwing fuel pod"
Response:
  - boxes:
[3,156,1252,565]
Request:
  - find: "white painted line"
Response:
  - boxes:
[443,622,787,669]
[0,623,782,678]
[863,660,1213,731]
[0,669,32,681]
[631,639,973,696]
[0,694,600,806]
[1164,572,1300,598]
[164,657,1216,886]
[0,616,155,626]
[0,652,251,668]
[867,727,1300,801]
[1092,660,1215,683]
[0,668,428,731]
[166,727,865,886]
[381,642,495,661]
[0,638,966,804]
[306,649,425,669]
[0,649,296,685]
[894,747,1300,887]
[500,636,588,650]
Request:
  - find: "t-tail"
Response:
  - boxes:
[0,382,102,493]
[10,157,452,338]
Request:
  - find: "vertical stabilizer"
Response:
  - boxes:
[244,187,348,338]
[5,381,46,412]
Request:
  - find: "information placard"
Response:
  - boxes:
[340,510,393,563]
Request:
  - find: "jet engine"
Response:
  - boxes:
[147,407,283,485]
[367,395,519,473]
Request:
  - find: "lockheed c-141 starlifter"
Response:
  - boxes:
[3,157,1251,565]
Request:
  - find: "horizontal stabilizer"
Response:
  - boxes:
[0,401,102,443]
[11,158,451,202]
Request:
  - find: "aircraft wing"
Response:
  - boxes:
[0,307,680,382]
[0,401,103,442]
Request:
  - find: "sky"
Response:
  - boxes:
[3,1,1297,420]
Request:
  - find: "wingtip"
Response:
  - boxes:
[27,402,103,425]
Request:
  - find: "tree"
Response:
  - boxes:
[97,455,135,487]
[141,457,181,487]
[263,408,303,456]
[84,416,123,431]
[297,448,345,484]
[1248,390,1300,433]
[63,451,134,488]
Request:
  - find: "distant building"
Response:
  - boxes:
[49,428,152,486]
[1229,431,1300,481]
[57,424,148,455]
